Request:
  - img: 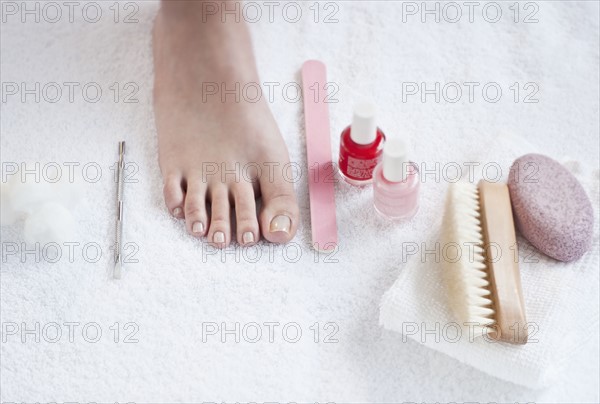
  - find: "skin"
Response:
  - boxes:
[153,0,299,248]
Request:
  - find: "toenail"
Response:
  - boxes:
[213,231,225,244]
[192,222,204,234]
[242,231,255,244]
[173,207,182,217]
[270,215,291,234]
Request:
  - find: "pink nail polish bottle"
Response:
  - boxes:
[373,138,420,220]
[338,102,386,185]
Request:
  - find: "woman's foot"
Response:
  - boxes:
[152,1,299,248]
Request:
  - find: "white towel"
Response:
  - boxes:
[380,136,600,388]
[1,0,598,400]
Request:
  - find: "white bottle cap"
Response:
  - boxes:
[350,101,377,145]
[382,138,409,182]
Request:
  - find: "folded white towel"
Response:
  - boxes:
[380,137,600,388]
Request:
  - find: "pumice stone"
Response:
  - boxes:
[508,154,594,262]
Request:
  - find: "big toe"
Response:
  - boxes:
[258,172,299,244]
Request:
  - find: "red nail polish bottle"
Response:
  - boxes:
[338,102,386,185]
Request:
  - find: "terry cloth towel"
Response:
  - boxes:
[2,0,599,400]
[380,134,600,389]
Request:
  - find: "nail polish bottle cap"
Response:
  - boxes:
[382,138,408,182]
[351,101,377,145]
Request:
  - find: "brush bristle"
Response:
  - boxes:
[441,182,495,335]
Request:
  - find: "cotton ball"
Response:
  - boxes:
[1,181,21,225]
[9,179,57,215]
[23,202,77,245]
[10,175,83,214]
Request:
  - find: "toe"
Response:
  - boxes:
[258,170,299,244]
[163,173,185,219]
[207,185,231,248]
[184,177,208,237]
[232,182,259,246]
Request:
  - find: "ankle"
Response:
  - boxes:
[155,5,258,77]
[159,1,244,24]
[159,1,206,18]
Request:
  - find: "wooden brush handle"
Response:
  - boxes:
[478,181,528,344]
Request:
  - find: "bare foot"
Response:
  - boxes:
[152,1,299,248]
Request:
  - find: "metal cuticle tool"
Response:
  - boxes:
[114,140,125,279]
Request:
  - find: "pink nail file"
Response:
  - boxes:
[301,60,338,253]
